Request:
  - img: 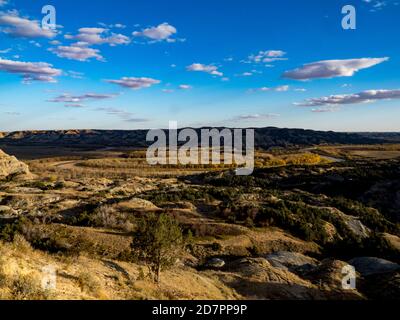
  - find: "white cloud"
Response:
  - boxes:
[113,23,126,29]
[49,93,117,104]
[49,40,60,45]
[95,107,149,122]
[363,0,391,11]
[250,85,290,92]
[49,45,104,62]
[179,84,192,90]
[0,1,8,7]
[186,63,223,77]
[247,50,287,64]
[65,70,84,79]
[297,89,400,107]
[99,22,126,29]
[311,107,340,113]
[4,111,21,115]
[0,57,61,82]
[106,77,161,90]
[230,113,279,121]
[0,48,11,53]
[29,40,41,47]
[65,27,130,46]
[275,85,290,92]
[133,23,177,41]
[283,57,389,80]
[65,103,85,108]
[0,12,57,38]
[52,27,129,62]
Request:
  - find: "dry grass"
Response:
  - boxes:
[0,236,239,300]
[0,236,53,300]
[316,144,400,160]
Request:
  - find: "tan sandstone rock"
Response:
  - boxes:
[0,149,30,179]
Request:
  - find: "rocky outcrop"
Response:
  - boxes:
[205,258,226,269]
[324,207,370,238]
[116,198,159,211]
[0,205,17,218]
[302,259,365,300]
[349,257,400,276]
[265,251,318,272]
[383,233,400,251]
[0,149,30,179]
[219,257,323,300]
[349,257,400,299]
[358,271,400,300]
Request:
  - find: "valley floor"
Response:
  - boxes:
[0,144,399,300]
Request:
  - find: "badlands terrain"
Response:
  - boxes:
[0,129,399,300]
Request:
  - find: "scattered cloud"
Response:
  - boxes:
[0,0,8,7]
[65,70,85,79]
[283,57,389,80]
[3,111,21,115]
[0,57,61,82]
[311,107,340,113]
[65,103,85,108]
[186,63,223,77]
[49,40,61,45]
[246,50,287,64]
[0,47,11,53]
[0,11,57,38]
[106,77,161,90]
[29,40,41,47]
[48,93,117,104]
[239,72,254,77]
[230,113,280,122]
[98,22,126,29]
[179,84,192,90]
[95,107,149,122]
[250,85,290,92]
[65,27,130,46]
[275,85,290,92]
[133,23,177,41]
[362,0,394,11]
[296,89,400,107]
[113,23,126,29]
[49,45,104,62]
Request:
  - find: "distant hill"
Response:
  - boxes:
[0,127,397,149]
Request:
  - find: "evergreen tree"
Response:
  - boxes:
[131,213,184,283]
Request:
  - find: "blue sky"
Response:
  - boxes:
[0,0,399,131]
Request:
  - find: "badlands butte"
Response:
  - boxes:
[0,128,399,300]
